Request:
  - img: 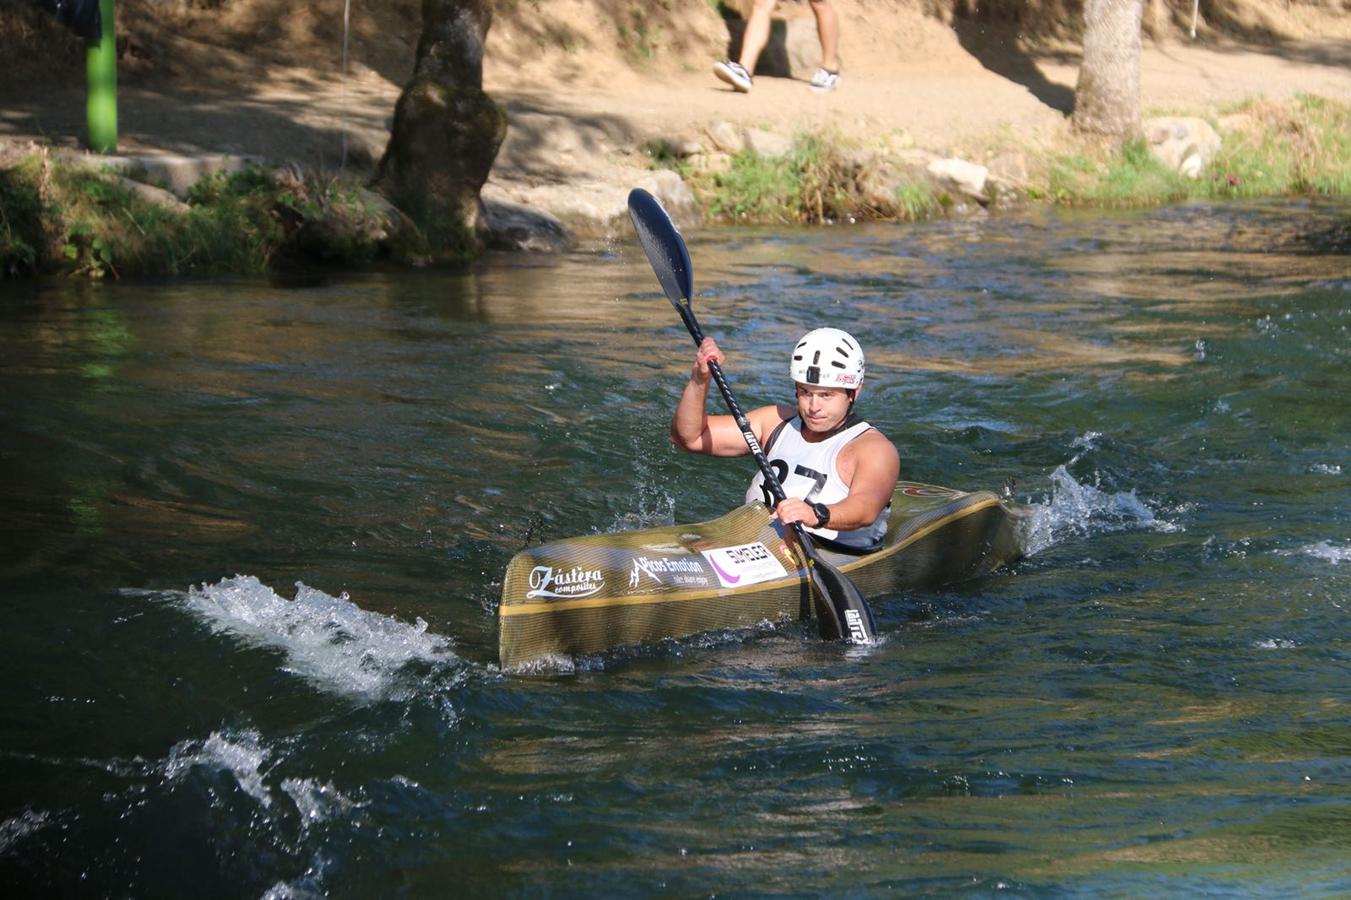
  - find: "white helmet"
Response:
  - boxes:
[790,327,865,390]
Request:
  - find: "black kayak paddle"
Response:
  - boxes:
[626,187,877,645]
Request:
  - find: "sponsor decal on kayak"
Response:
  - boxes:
[628,556,710,589]
[527,565,604,599]
[700,542,789,589]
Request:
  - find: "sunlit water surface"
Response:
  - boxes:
[2,200,1348,895]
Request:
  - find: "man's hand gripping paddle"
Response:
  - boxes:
[626,187,877,645]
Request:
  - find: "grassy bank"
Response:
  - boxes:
[3,95,1348,279]
[1045,95,1351,205]
[677,94,1351,225]
[0,152,410,279]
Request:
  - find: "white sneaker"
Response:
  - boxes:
[713,60,753,93]
[810,68,841,92]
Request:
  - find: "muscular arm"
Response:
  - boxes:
[670,374,749,457]
[671,338,788,457]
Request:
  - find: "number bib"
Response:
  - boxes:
[744,416,889,551]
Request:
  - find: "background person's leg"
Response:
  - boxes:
[737,0,780,73]
[809,0,840,73]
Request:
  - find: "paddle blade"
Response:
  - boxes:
[807,556,877,644]
[627,188,694,307]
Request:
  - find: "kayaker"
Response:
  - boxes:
[671,327,900,552]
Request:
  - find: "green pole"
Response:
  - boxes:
[86,0,118,153]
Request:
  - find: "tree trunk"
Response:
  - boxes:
[1072,0,1144,142]
[376,0,506,261]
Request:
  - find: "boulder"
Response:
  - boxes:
[927,157,989,203]
[1144,116,1221,179]
[635,169,700,230]
[674,139,705,158]
[481,169,698,244]
[706,121,745,154]
[62,152,261,198]
[482,198,572,252]
[855,160,903,217]
[741,127,793,159]
[114,176,190,214]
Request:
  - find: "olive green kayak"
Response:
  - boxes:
[499,481,1026,668]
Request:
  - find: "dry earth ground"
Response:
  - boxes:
[1,1,1349,231]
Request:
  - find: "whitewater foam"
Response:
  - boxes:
[163,728,274,807]
[1280,541,1351,566]
[182,575,457,701]
[0,808,52,854]
[1022,464,1182,556]
[281,777,359,830]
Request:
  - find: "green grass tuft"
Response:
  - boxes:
[0,155,399,279]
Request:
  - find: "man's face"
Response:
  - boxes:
[794,384,853,434]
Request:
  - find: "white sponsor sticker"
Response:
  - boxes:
[527,565,604,599]
[628,556,710,589]
[700,542,789,589]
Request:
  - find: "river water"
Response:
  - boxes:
[2,199,1348,896]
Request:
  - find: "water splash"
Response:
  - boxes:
[157,731,348,899]
[163,728,274,807]
[610,489,676,532]
[182,576,457,701]
[281,777,359,831]
[608,433,677,531]
[263,878,329,900]
[1022,464,1180,556]
[505,651,606,676]
[1280,541,1351,566]
[1070,431,1103,454]
[0,808,52,854]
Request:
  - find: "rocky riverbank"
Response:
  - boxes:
[2,0,1349,270]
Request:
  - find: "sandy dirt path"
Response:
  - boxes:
[2,8,1348,223]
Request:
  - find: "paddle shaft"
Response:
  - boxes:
[676,303,836,567]
[627,187,875,644]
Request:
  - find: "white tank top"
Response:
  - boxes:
[744,415,891,552]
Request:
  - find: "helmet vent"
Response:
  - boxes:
[789,327,864,389]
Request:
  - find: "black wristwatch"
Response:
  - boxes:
[810,501,831,529]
